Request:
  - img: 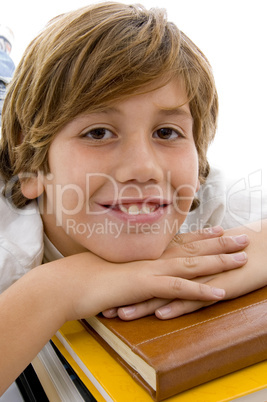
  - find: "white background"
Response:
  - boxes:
[2,0,267,181]
[1,3,267,399]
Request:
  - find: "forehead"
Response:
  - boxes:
[100,78,191,118]
[53,78,193,141]
[56,77,192,135]
[90,76,189,109]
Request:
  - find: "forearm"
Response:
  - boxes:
[0,254,100,394]
[0,264,67,394]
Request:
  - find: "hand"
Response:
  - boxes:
[102,225,250,320]
[58,244,243,321]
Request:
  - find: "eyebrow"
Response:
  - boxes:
[157,107,193,121]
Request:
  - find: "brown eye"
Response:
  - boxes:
[153,128,181,140]
[84,128,114,140]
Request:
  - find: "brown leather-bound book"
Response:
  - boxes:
[82,286,267,401]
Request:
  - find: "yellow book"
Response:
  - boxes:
[52,320,267,402]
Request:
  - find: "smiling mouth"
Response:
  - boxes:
[102,202,168,215]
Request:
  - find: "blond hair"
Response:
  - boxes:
[0,1,218,207]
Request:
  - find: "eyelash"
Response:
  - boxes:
[81,127,184,141]
[152,128,184,140]
[82,128,114,141]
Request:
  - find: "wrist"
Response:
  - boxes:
[20,264,68,328]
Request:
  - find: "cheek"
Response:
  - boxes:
[171,149,199,191]
[170,150,199,211]
[48,142,87,189]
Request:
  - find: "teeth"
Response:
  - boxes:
[119,205,129,214]
[142,205,152,214]
[128,205,140,215]
[119,204,157,215]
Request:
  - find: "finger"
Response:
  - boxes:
[161,251,248,279]
[118,299,170,320]
[118,277,225,321]
[149,275,225,301]
[155,299,215,320]
[165,234,249,259]
[166,226,224,251]
[102,308,118,318]
[198,267,261,300]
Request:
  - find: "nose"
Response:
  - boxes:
[114,135,164,184]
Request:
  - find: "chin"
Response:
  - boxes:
[95,242,166,263]
[83,231,171,262]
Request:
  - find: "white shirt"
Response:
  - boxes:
[0,178,43,293]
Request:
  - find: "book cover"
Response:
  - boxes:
[53,319,267,402]
[83,286,267,401]
[54,321,153,402]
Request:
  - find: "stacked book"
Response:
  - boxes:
[24,286,267,401]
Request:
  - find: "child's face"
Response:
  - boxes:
[40,78,200,262]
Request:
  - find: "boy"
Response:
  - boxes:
[0,2,266,394]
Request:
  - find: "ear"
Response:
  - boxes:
[19,172,45,200]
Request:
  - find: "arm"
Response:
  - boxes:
[0,243,236,395]
[109,220,267,320]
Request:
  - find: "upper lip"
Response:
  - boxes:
[98,197,172,207]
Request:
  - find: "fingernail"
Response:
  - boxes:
[105,308,117,317]
[157,306,172,318]
[212,287,225,298]
[120,306,136,317]
[232,234,248,245]
[205,226,222,234]
[233,251,247,261]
